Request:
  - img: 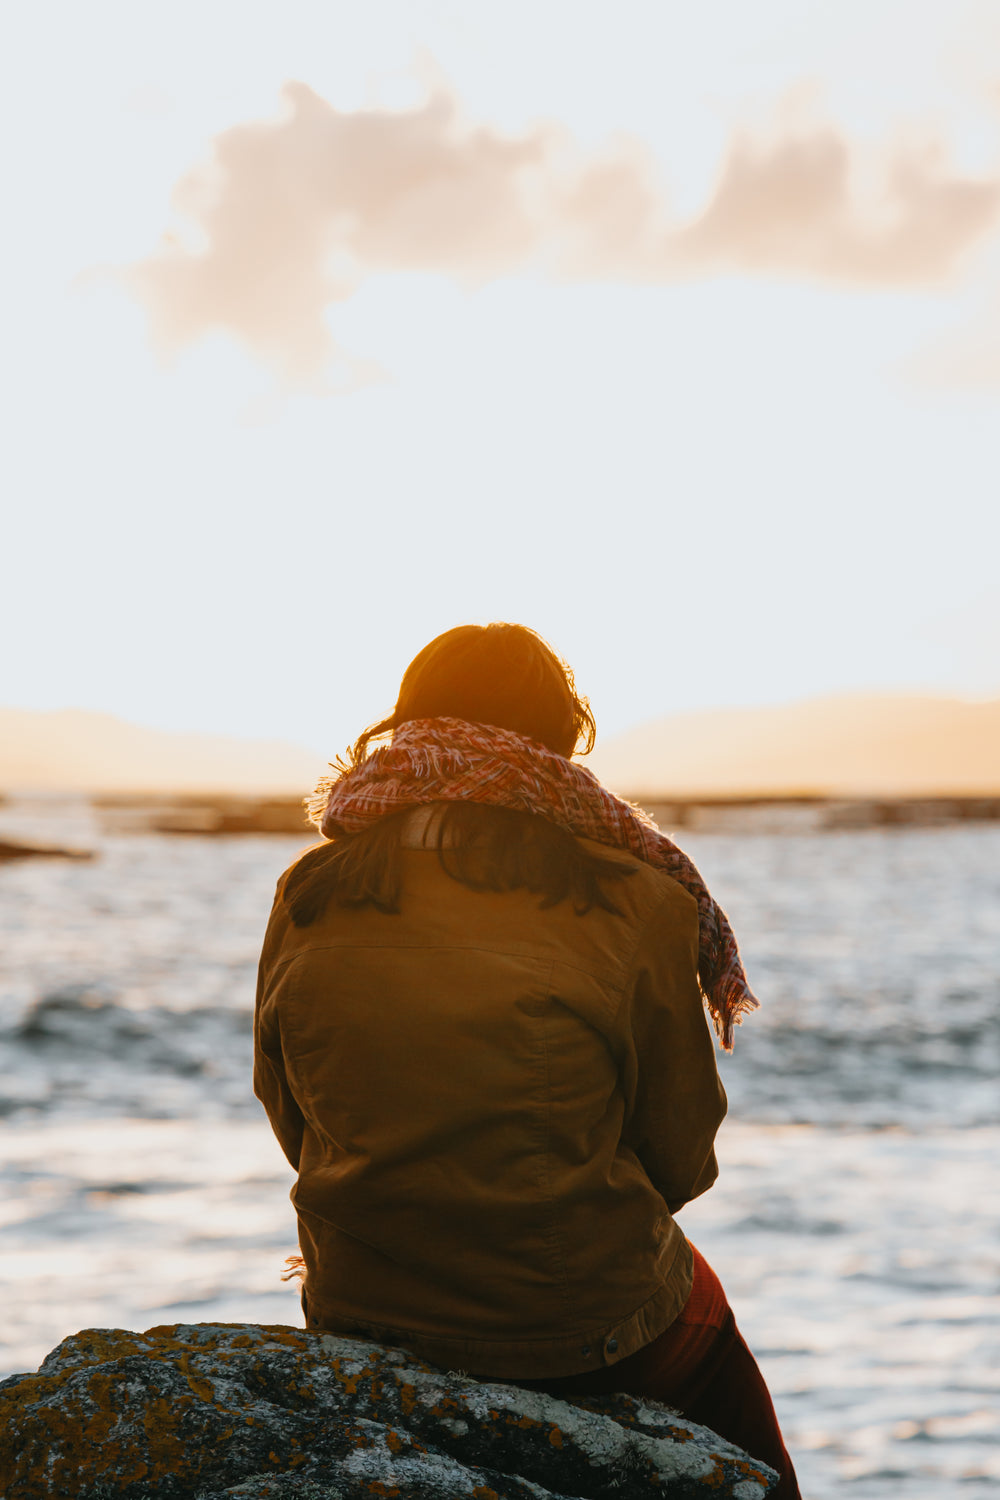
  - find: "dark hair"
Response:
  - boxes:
[284,623,629,925]
[349,622,596,765]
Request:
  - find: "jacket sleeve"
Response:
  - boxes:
[617,885,728,1215]
[253,887,306,1171]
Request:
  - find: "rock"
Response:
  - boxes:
[94,796,312,835]
[0,838,94,863]
[644,794,1000,834]
[0,1324,778,1499]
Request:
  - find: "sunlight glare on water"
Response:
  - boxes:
[0,801,998,1498]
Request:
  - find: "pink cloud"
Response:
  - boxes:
[123,81,1000,381]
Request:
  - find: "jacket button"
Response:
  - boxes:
[580,1346,591,1358]
[606,1338,619,1353]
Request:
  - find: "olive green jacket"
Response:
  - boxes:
[254,829,727,1379]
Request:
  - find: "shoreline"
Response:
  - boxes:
[3,789,1000,838]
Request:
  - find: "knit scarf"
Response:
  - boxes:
[311,717,758,1050]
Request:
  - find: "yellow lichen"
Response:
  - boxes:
[398,1381,417,1417]
[333,1357,361,1397]
[697,1455,730,1488]
[178,1351,215,1404]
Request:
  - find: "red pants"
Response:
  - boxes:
[522,1244,801,1499]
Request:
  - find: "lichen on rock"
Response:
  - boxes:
[0,1323,778,1498]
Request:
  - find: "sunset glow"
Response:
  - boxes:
[5,0,1000,758]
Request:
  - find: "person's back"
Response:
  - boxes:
[255,817,724,1377]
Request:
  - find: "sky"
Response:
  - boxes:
[4,0,1000,756]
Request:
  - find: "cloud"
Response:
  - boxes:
[664,130,1000,283]
[123,80,1000,381]
[126,82,553,381]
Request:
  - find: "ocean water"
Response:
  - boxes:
[0,798,997,1499]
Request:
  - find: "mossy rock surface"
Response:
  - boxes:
[0,1323,777,1498]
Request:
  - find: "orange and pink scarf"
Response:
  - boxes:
[311,716,758,1049]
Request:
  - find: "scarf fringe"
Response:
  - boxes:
[281,1254,306,1284]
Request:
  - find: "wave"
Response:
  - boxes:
[723,999,1000,1128]
[3,981,996,1128]
[0,986,256,1120]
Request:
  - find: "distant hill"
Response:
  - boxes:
[2,695,998,799]
[0,708,328,794]
[587,694,1000,798]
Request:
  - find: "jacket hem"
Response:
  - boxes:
[304,1234,694,1382]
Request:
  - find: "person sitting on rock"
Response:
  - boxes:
[254,621,801,1499]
